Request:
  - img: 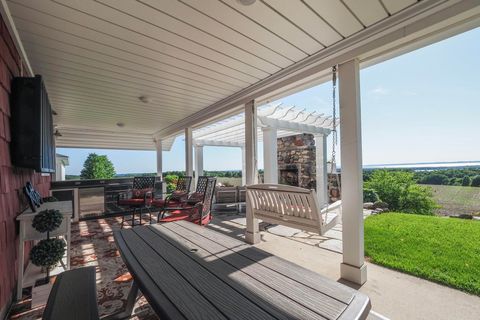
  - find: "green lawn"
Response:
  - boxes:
[365,213,480,295]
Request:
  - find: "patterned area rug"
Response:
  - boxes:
[9,216,159,320]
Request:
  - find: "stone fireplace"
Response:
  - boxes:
[277,134,316,190]
[277,133,341,201]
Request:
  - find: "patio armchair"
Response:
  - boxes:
[157,177,216,226]
[118,176,156,228]
[151,175,193,208]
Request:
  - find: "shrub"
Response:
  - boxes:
[365,170,436,215]
[164,174,179,193]
[418,173,449,185]
[30,239,65,268]
[471,176,480,187]
[462,176,472,186]
[363,188,379,203]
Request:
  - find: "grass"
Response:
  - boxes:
[427,184,480,216]
[365,213,480,295]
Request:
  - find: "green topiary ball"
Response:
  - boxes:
[30,239,65,268]
[32,209,63,233]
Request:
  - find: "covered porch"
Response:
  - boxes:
[2,0,480,319]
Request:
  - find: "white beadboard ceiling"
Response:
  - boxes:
[5,0,430,150]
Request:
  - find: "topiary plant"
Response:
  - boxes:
[30,239,65,269]
[32,209,63,234]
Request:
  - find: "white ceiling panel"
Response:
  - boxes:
[381,0,418,15]
[5,0,439,150]
[223,0,323,54]
[303,0,364,37]
[342,0,388,27]
[262,0,342,45]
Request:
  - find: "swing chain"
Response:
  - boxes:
[331,65,337,174]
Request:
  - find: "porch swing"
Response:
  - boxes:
[245,67,341,237]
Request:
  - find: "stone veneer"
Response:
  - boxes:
[277,134,317,190]
[0,16,51,315]
[277,133,341,201]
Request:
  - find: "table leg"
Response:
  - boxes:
[101,281,139,320]
[16,223,25,301]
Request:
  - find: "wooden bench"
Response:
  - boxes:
[246,184,340,241]
[43,267,99,320]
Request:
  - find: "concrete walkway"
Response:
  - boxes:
[209,213,480,320]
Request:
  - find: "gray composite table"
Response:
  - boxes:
[113,220,371,320]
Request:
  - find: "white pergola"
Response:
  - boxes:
[4,0,479,286]
[188,104,334,206]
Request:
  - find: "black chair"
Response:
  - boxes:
[158,178,216,226]
[151,176,192,208]
[118,176,156,228]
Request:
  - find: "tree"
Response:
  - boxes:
[471,175,480,187]
[461,176,471,186]
[80,153,116,179]
[418,173,449,185]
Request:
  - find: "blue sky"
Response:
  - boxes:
[58,27,480,175]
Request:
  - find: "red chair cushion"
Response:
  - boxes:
[159,211,211,225]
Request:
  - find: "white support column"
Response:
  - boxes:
[314,134,328,207]
[155,139,163,179]
[155,139,166,199]
[185,127,193,190]
[262,126,278,184]
[195,145,204,186]
[244,100,260,244]
[339,59,367,285]
[241,146,246,186]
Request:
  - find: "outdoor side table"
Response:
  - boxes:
[16,201,72,301]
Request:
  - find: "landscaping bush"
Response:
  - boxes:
[164,174,178,193]
[365,170,437,215]
[418,173,449,185]
[363,188,379,203]
[462,176,471,186]
[471,175,480,187]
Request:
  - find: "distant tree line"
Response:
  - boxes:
[364,168,480,187]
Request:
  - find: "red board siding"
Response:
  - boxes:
[0,16,51,310]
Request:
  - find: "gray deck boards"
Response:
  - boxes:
[114,221,370,320]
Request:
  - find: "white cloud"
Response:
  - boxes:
[370,86,390,96]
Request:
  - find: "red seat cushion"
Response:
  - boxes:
[159,212,211,225]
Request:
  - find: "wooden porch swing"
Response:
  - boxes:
[246,66,341,236]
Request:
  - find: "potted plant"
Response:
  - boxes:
[30,209,65,283]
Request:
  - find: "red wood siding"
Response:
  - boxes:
[0,16,51,310]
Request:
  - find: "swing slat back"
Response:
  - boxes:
[246,184,340,235]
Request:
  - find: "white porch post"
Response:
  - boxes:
[241,146,246,186]
[262,127,278,184]
[195,145,204,186]
[155,139,163,179]
[314,134,328,207]
[245,100,260,244]
[339,59,367,284]
[185,127,194,190]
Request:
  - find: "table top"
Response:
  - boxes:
[114,221,370,320]
[17,201,73,221]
